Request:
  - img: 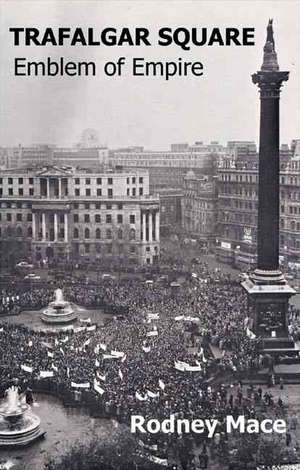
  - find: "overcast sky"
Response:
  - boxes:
[0,0,299,149]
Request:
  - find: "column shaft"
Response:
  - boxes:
[54,213,58,242]
[42,213,46,241]
[64,213,68,242]
[149,211,153,242]
[257,95,280,270]
[155,211,160,242]
[32,213,36,240]
[142,212,146,242]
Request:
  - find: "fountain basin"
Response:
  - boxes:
[0,388,46,448]
[0,412,45,447]
[41,289,77,324]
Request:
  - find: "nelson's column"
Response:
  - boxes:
[243,20,295,354]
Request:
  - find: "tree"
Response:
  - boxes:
[44,426,164,470]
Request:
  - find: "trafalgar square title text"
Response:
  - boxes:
[9,26,255,80]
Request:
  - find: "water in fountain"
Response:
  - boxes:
[6,388,19,415]
[55,289,63,303]
[41,288,77,325]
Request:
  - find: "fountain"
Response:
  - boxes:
[0,386,45,447]
[42,288,77,324]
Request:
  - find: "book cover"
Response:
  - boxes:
[0,1,300,469]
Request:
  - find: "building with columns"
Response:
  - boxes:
[0,166,160,267]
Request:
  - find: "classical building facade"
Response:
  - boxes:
[0,167,160,267]
[181,172,218,249]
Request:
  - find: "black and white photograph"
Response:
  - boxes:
[1,1,300,469]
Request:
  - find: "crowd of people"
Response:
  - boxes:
[0,262,292,466]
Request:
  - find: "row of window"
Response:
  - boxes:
[0,177,144,186]
[74,214,135,224]
[0,178,34,185]
[73,227,136,240]
[0,226,137,241]
[220,213,257,224]
[74,177,143,185]
[0,213,32,222]
[220,174,257,183]
[0,188,34,197]
[281,220,300,231]
[0,212,137,225]
[73,203,123,210]
[0,187,144,197]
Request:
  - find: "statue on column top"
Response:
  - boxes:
[266,19,275,50]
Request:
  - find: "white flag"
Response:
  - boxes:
[118,369,123,380]
[147,313,159,320]
[159,379,165,390]
[135,391,148,401]
[147,330,158,337]
[147,390,159,398]
[174,361,186,371]
[100,343,107,351]
[74,326,86,333]
[147,455,168,466]
[47,351,54,358]
[142,345,151,353]
[71,382,90,389]
[21,364,33,373]
[121,354,127,363]
[97,372,106,382]
[95,358,100,367]
[28,340,33,347]
[59,347,65,355]
[111,350,125,358]
[86,325,96,332]
[174,316,184,321]
[185,364,202,372]
[40,370,54,378]
[246,327,256,339]
[93,379,105,395]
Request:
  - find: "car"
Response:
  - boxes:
[101,273,116,281]
[16,261,34,269]
[24,273,41,280]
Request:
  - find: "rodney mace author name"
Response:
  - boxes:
[130,415,287,437]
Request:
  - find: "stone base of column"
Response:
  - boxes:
[249,269,286,285]
[242,273,296,358]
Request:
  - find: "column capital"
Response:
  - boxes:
[252,71,289,98]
